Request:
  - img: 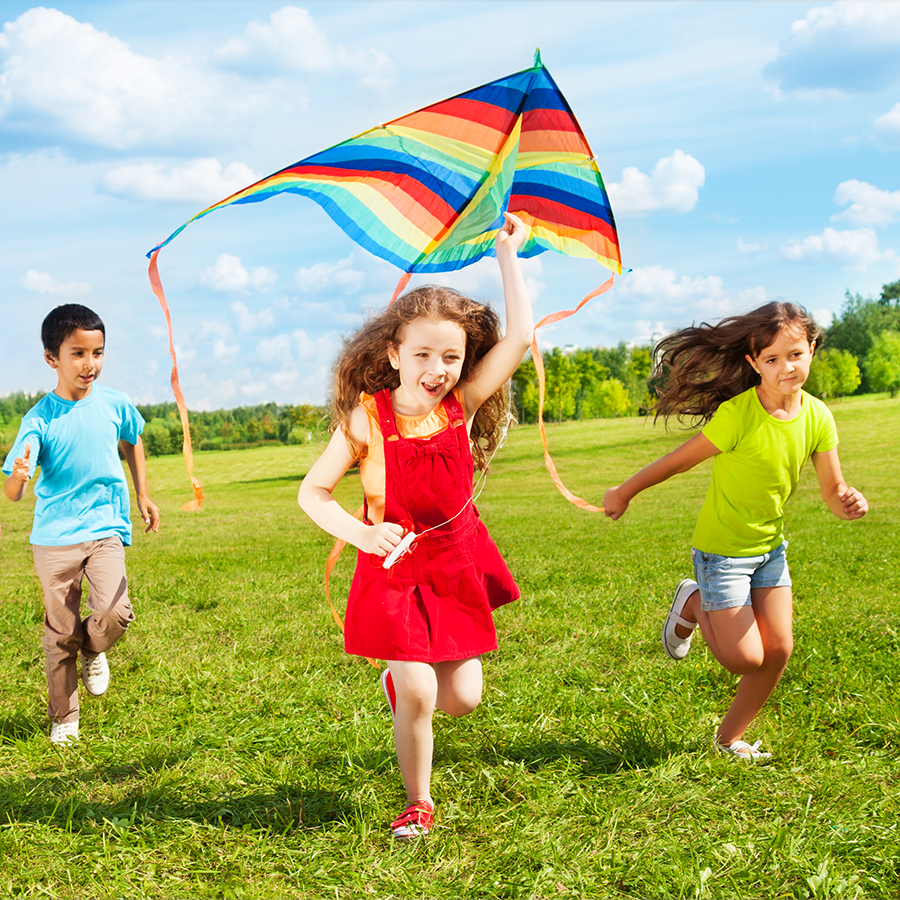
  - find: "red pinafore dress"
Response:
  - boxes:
[343,388,519,663]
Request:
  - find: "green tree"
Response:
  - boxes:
[865,331,900,398]
[542,347,579,422]
[805,348,860,399]
[583,377,632,418]
[142,420,172,456]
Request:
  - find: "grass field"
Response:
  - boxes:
[0,395,898,899]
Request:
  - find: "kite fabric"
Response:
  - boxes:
[148,49,625,511]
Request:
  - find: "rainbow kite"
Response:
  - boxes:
[149,50,624,510]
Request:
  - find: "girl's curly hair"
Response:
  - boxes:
[651,301,821,426]
[330,285,511,470]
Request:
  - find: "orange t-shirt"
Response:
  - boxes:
[358,390,463,524]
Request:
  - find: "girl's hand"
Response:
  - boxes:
[495,212,527,256]
[603,485,629,520]
[839,486,868,520]
[359,521,406,557]
[11,443,32,484]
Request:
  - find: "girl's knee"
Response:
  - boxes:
[440,685,482,718]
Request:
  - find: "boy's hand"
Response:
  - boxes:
[839,486,868,520]
[139,496,161,533]
[603,485,629,520]
[11,443,32,484]
[495,212,527,255]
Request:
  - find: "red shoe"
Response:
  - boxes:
[391,800,434,840]
[380,668,396,720]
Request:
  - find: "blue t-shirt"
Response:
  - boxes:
[2,385,145,547]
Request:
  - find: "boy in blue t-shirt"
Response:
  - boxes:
[3,304,160,744]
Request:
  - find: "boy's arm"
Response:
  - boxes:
[120,437,161,533]
[461,213,533,418]
[811,447,868,520]
[604,432,720,520]
[298,407,404,557]
[3,442,32,503]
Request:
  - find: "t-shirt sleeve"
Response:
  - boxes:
[814,402,839,454]
[118,398,145,445]
[701,400,740,453]
[2,421,42,478]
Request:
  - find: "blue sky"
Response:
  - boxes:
[2,1,899,409]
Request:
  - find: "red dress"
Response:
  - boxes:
[343,389,519,662]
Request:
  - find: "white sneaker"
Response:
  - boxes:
[81,650,110,696]
[716,738,772,760]
[662,579,699,660]
[50,721,79,744]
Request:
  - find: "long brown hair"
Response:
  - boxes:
[330,285,510,469]
[652,301,821,425]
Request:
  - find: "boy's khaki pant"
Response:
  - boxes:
[32,537,135,724]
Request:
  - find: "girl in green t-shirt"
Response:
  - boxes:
[603,301,868,759]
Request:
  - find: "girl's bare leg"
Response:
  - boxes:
[677,586,794,744]
[388,660,438,804]
[434,656,483,717]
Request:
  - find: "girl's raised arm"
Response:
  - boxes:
[298,407,405,557]
[461,213,533,418]
[604,431,720,520]
[810,448,868,520]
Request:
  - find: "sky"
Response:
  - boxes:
[2,0,900,410]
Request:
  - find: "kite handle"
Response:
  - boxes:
[531,274,616,513]
[324,504,379,669]
[148,250,204,511]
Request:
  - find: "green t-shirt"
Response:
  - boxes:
[691,388,838,557]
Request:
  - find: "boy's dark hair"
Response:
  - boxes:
[42,304,105,357]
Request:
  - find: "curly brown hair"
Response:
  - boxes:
[651,301,821,426]
[330,285,511,470]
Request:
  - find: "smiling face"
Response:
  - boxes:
[46,327,105,401]
[388,316,467,414]
[746,326,815,409]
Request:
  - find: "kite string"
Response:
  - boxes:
[148,250,204,511]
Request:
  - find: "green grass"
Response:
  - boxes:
[1,396,898,898]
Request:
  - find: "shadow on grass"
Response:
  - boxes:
[0,777,350,833]
[0,715,43,744]
[482,721,682,775]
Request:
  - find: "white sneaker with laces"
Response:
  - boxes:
[81,650,110,696]
[50,721,79,744]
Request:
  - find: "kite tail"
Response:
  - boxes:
[147,250,204,511]
[531,274,617,513]
[324,505,379,669]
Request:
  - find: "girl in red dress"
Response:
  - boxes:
[299,213,532,839]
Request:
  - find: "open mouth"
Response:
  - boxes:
[422,381,443,396]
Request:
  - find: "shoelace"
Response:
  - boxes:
[391,801,434,830]
[84,655,103,676]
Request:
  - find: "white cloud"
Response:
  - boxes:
[766,2,900,94]
[607,150,705,216]
[201,254,278,292]
[20,269,90,296]
[213,338,240,364]
[102,158,261,203]
[295,256,365,293]
[813,308,834,328]
[737,238,765,254]
[0,7,273,150]
[781,227,897,270]
[873,103,900,147]
[832,180,900,227]
[617,265,725,300]
[231,300,275,333]
[214,5,396,89]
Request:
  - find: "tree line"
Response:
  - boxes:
[3,279,898,458]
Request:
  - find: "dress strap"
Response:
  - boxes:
[441,389,466,428]
[373,389,400,442]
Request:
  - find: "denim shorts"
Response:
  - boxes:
[691,540,791,612]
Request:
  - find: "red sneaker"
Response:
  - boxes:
[380,668,396,720]
[390,800,434,840]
